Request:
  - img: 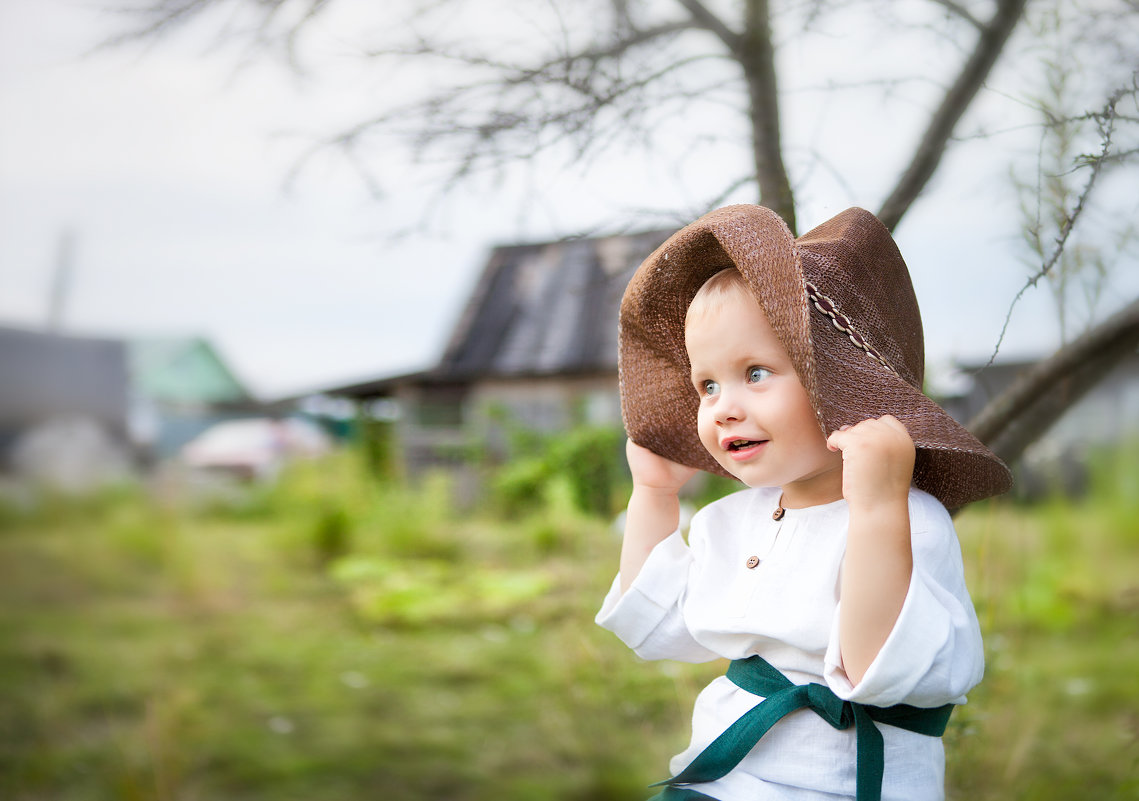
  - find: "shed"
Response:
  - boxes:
[0,325,132,486]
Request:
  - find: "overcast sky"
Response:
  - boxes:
[2,0,1131,400]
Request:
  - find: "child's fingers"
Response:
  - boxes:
[876,414,908,435]
[826,416,911,453]
[626,439,698,489]
[824,426,851,451]
[828,416,916,504]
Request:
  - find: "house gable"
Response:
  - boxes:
[129,338,252,407]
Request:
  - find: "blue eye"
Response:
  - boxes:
[701,379,720,396]
[747,366,772,383]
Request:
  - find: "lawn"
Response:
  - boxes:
[1,447,1136,800]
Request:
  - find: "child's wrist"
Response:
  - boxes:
[844,486,910,517]
[631,482,683,499]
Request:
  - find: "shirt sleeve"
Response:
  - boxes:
[595,530,720,663]
[823,492,985,708]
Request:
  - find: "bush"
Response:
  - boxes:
[487,423,628,518]
[491,457,554,518]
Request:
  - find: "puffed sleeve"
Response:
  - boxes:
[595,530,720,662]
[823,490,985,708]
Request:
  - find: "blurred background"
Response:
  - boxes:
[1,0,1137,799]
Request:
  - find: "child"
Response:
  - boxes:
[596,205,1011,801]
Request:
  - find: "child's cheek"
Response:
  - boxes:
[696,409,715,454]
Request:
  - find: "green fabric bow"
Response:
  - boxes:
[650,655,954,801]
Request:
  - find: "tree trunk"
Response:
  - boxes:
[738,0,796,233]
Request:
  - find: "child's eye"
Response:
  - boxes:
[701,379,721,396]
[747,366,772,383]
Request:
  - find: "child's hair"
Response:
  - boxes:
[685,268,751,328]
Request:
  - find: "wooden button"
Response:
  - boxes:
[746,555,760,569]
[772,507,785,521]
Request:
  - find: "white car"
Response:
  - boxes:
[180,417,331,481]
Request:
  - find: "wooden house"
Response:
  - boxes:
[329,229,671,476]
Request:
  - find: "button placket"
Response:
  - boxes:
[724,517,781,617]
[743,518,783,570]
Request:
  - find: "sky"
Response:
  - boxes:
[1,0,1133,400]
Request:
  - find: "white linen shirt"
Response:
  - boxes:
[595,485,984,801]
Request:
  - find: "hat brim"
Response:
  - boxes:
[809,306,1012,507]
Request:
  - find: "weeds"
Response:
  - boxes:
[0,444,1136,800]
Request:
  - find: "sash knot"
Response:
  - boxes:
[649,656,954,801]
[805,682,851,729]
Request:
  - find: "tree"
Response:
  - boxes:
[106,0,1139,471]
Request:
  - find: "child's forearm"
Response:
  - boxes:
[619,485,682,593]
[825,415,916,686]
[838,497,913,686]
[619,441,697,593]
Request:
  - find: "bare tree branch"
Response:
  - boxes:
[675,0,742,50]
[925,0,984,31]
[702,173,760,210]
[968,294,1139,466]
[98,0,217,47]
[99,0,332,66]
[984,85,1129,367]
[369,19,694,71]
[877,0,1029,229]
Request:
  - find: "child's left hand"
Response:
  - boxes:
[826,415,915,510]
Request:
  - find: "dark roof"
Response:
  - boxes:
[323,369,460,400]
[437,229,671,379]
[321,228,673,400]
[0,325,130,430]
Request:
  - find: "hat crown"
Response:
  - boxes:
[796,209,924,390]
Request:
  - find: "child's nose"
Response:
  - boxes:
[714,388,746,424]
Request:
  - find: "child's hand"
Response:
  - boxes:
[626,440,698,493]
[825,415,915,510]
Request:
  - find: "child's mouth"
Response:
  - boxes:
[725,439,767,459]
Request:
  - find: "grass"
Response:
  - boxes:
[1,448,1137,800]
[947,452,1139,800]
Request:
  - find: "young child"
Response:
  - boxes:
[596,205,1012,801]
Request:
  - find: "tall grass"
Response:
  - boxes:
[0,444,1136,800]
[947,443,1139,800]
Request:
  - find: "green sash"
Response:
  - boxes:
[649,655,954,801]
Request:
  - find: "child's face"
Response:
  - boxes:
[685,288,843,506]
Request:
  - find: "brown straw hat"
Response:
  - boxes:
[618,204,1012,509]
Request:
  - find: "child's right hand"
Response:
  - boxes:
[627,440,698,493]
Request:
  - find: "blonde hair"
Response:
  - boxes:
[685,268,754,328]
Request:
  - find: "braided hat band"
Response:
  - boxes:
[806,282,895,374]
[618,205,1012,509]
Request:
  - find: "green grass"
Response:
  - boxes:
[947,473,1139,800]
[1,449,1137,800]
